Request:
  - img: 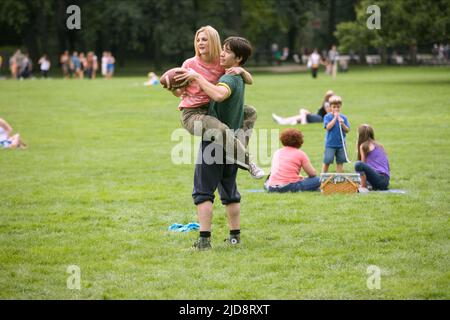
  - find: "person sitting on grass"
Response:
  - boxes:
[272,90,334,125]
[265,128,320,193]
[322,95,350,173]
[0,118,27,149]
[144,72,159,86]
[354,124,390,191]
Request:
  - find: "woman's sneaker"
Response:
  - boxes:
[192,237,212,251]
[248,162,265,179]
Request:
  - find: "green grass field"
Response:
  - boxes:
[0,67,449,299]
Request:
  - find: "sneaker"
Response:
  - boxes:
[248,162,265,179]
[358,187,369,193]
[192,237,212,251]
[224,234,241,245]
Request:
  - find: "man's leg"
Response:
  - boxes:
[225,203,240,231]
[192,141,223,250]
[218,164,241,245]
[197,201,213,232]
[225,203,241,245]
[336,163,344,173]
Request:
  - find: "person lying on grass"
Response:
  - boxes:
[265,128,320,193]
[0,118,27,149]
[355,124,390,191]
[272,89,334,125]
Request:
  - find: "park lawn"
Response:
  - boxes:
[0,66,449,299]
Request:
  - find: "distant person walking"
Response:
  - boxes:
[101,51,108,78]
[106,52,115,79]
[79,52,87,78]
[71,51,82,79]
[85,51,95,79]
[38,54,51,78]
[327,45,339,80]
[10,49,24,79]
[307,49,322,79]
[92,52,98,79]
[60,50,71,79]
[19,53,32,79]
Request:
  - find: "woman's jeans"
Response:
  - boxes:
[267,177,321,193]
[354,161,389,190]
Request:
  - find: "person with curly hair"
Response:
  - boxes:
[266,128,320,192]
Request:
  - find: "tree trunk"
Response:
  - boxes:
[409,43,417,65]
[229,0,242,34]
[56,0,69,53]
[328,0,336,47]
[288,26,298,54]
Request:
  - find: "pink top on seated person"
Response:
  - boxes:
[268,146,311,186]
[178,56,225,110]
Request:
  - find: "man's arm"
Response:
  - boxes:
[175,70,230,102]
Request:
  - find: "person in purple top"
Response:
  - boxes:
[354,124,390,191]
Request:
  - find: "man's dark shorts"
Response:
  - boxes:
[192,141,241,205]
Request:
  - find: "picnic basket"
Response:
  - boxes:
[320,173,361,194]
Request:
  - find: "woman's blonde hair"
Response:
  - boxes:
[194,25,221,63]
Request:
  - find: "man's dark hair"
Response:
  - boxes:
[223,37,252,66]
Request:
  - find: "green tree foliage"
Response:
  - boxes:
[335,0,450,58]
[1,0,399,67]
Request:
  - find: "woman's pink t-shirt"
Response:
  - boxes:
[268,146,311,186]
[178,56,225,110]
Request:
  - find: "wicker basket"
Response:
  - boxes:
[320,173,361,194]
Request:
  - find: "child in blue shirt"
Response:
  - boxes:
[322,95,350,173]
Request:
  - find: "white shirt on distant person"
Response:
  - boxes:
[39,58,50,71]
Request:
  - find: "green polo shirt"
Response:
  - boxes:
[208,74,244,130]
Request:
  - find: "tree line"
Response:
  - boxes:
[0,0,448,68]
